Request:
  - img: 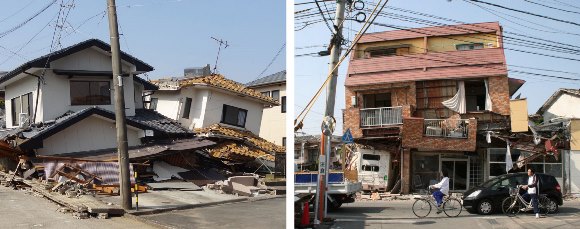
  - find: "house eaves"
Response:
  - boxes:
[0,39,154,86]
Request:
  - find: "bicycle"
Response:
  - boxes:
[412,187,463,218]
[501,185,553,217]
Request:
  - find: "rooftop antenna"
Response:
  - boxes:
[211,37,230,74]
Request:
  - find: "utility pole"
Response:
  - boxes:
[107,0,131,210]
[314,0,346,225]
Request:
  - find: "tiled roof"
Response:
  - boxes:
[358,22,501,43]
[179,74,278,105]
[537,88,580,114]
[246,70,286,87]
[346,48,507,86]
[196,124,285,153]
[208,142,275,161]
[128,109,191,134]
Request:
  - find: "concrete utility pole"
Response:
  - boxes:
[107,0,132,210]
[315,0,347,225]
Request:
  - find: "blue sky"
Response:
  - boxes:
[0,0,286,83]
[295,0,580,136]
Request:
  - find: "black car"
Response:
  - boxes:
[462,173,562,215]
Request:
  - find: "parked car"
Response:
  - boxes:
[462,173,562,215]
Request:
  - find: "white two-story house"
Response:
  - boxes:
[0,39,193,157]
[149,74,278,135]
[246,70,286,146]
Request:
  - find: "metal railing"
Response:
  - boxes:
[424,119,469,138]
[360,106,403,127]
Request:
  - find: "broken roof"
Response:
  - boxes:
[7,107,193,150]
[0,39,154,86]
[537,89,580,115]
[246,70,286,88]
[197,124,285,153]
[171,74,278,105]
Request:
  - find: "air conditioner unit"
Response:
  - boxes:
[19,113,29,128]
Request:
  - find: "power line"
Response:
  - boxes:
[523,0,580,15]
[0,0,58,39]
[464,0,580,27]
[255,43,286,80]
[0,0,37,24]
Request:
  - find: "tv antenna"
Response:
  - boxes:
[211,36,230,74]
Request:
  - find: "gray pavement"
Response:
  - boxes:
[328,200,580,229]
[0,185,156,229]
[142,197,286,229]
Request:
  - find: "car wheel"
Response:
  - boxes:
[545,198,559,214]
[477,199,494,215]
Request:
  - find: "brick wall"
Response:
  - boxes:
[402,148,411,194]
[343,82,415,138]
[401,117,477,151]
[488,75,510,115]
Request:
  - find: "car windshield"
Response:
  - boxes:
[480,178,500,188]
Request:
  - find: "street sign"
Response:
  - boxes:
[319,155,326,175]
[342,128,354,143]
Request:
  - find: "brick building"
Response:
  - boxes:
[343,22,525,194]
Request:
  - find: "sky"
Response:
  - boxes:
[0,0,286,84]
[294,0,580,136]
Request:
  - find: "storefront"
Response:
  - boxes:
[412,152,474,192]
[486,148,564,186]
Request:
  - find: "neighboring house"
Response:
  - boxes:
[246,70,287,146]
[149,74,278,136]
[294,134,341,171]
[0,39,195,158]
[536,88,580,194]
[343,22,531,193]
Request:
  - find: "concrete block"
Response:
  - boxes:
[231,182,255,197]
[228,176,256,187]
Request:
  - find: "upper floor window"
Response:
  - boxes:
[261,91,270,98]
[365,46,410,58]
[221,104,247,128]
[363,93,391,108]
[182,97,192,119]
[11,92,32,126]
[150,98,158,110]
[70,81,111,105]
[271,90,280,101]
[281,96,286,113]
[456,43,484,51]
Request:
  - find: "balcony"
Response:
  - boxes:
[360,106,403,127]
[424,119,469,138]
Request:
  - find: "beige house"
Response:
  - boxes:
[149,74,278,135]
[246,71,286,146]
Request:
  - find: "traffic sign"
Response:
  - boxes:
[342,128,354,143]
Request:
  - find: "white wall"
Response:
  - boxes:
[151,90,181,120]
[199,88,264,135]
[252,84,286,146]
[4,76,39,128]
[570,150,580,194]
[544,93,580,121]
[178,88,207,130]
[35,115,141,155]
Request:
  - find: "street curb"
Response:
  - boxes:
[127,194,285,216]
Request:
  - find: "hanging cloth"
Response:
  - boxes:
[442,81,466,114]
[484,79,493,111]
[506,140,513,173]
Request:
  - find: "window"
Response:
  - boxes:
[150,98,158,110]
[366,46,409,58]
[362,154,380,161]
[271,90,280,101]
[70,81,111,105]
[261,91,270,98]
[362,165,380,172]
[456,43,484,51]
[465,80,486,112]
[282,137,286,147]
[487,149,563,180]
[363,93,391,108]
[221,104,248,127]
[281,96,286,113]
[11,93,32,126]
[182,97,192,118]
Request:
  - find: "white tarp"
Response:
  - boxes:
[152,161,188,181]
[506,140,513,173]
[484,79,493,111]
[442,81,466,114]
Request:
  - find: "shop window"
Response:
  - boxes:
[487,149,563,180]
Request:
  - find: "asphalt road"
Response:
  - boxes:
[142,197,286,229]
[328,200,580,229]
[0,185,156,229]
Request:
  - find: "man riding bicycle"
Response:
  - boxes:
[429,170,449,213]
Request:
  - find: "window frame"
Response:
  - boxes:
[221,104,248,128]
[271,90,280,101]
[182,97,192,119]
[70,80,111,106]
[11,92,33,126]
[281,96,286,113]
[456,43,484,51]
[150,98,158,110]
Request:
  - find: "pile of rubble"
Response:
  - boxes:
[207,175,280,197]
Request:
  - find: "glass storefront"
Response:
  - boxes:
[487,148,563,185]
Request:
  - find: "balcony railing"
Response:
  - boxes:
[360,106,403,127]
[424,119,469,138]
